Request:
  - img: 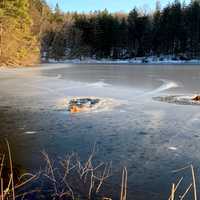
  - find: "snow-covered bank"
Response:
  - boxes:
[44,57,200,65]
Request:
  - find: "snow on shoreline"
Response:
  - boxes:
[1,57,200,69]
[45,57,200,65]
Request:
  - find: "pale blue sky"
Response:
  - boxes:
[46,0,190,13]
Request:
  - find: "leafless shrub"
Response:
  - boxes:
[2,141,200,200]
[41,150,114,200]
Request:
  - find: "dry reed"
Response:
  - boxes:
[0,141,200,200]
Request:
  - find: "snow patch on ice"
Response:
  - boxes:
[24,131,37,135]
[87,81,110,88]
[168,146,177,151]
[148,79,179,95]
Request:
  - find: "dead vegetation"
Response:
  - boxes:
[0,140,38,200]
[0,141,127,200]
[0,141,199,200]
[169,165,198,200]
[41,150,118,199]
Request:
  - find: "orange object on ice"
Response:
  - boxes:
[70,106,81,113]
[192,96,200,101]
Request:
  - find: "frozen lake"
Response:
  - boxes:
[1,63,200,199]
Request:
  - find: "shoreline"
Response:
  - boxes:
[1,58,200,68]
[43,58,200,65]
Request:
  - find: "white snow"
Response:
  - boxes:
[44,56,200,65]
[24,131,37,135]
[148,79,179,94]
[168,146,178,151]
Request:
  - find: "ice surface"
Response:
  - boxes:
[1,63,200,199]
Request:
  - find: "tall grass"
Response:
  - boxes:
[0,140,38,200]
[169,165,198,200]
[0,141,199,200]
[0,141,127,199]
[41,151,114,199]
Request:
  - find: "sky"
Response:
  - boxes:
[46,0,191,13]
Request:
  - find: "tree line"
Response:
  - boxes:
[1,0,200,65]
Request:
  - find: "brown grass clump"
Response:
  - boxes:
[2,140,199,200]
[0,140,38,200]
[0,140,128,200]
[41,151,114,199]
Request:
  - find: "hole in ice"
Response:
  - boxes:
[68,97,101,113]
[153,95,200,106]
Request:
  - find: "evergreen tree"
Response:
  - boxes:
[185,0,200,57]
[152,5,161,55]
[127,8,139,57]
[2,0,200,64]
[0,0,39,66]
